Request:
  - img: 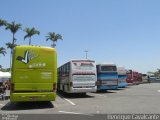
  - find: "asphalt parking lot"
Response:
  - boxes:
[0,82,160,119]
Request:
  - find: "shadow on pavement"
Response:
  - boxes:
[1,101,54,111]
[92,90,117,94]
[94,86,131,94]
[114,88,127,91]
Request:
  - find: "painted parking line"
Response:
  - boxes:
[58,111,93,116]
[94,94,106,97]
[57,93,76,106]
[59,111,82,114]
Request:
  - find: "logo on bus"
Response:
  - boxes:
[16,50,39,64]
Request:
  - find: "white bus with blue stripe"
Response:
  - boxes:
[96,63,118,91]
[117,67,128,88]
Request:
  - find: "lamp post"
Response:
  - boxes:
[84,50,88,59]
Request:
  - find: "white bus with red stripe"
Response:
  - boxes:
[58,59,97,93]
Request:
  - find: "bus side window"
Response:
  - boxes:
[66,63,69,74]
[58,68,60,75]
[64,64,67,74]
[60,67,62,75]
[63,65,66,74]
[62,66,64,75]
[58,67,60,75]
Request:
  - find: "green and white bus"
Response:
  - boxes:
[10,45,57,102]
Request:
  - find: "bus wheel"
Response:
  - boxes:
[96,90,101,93]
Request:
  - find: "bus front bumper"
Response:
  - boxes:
[97,85,118,90]
[118,83,128,88]
[68,87,97,93]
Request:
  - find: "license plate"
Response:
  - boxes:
[30,97,38,100]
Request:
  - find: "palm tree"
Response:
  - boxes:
[5,21,21,71]
[24,27,40,45]
[5,21,22,46]
[0,47,6,56]
[46,32,63,48]
[0,19,7,27]
[6,42,16,52]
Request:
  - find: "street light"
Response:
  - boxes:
[84,50,88,59]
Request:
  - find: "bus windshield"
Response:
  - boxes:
[101,66,117,72]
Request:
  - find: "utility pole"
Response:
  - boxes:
[84,50,88,59]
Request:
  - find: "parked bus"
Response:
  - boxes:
[126,70,142,85]
[117,67,128,88]
[147,74,156,83]
[96,63,118,91]
[58,59,97,93]
[126,70,133,84]
[142,74,148,83]
[137,73,142,84]
[10,45,57,102]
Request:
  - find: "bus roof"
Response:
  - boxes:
[97,63,116,66]
[58,59,96,68]
[117,67,126,71]
[14,45,56,50]
[71,59,95,62]
[117,67,127,74]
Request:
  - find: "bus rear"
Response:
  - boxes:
[117,67,128,88]
[126,70,134,84]
[11,45,57,102]
[142,74,148,83]
[96,63,118,91]
[61,60,97,93]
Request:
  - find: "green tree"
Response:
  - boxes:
[5,21,22,46]
[6,42,17,70]
[0,47,6,56]
[46,32,63,48]
[0,65,2,69]
[24,27,40,45]
[6,42,16,53]
[5,21,21,71]
[0,19,7,71]
[0,19,7,27]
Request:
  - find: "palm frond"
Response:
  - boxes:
[45,32,63,47]
[0,19,7,27]
[24,27,40,45]
[0,47,7,56]
[6,42,16,49]
[5,21,22,34]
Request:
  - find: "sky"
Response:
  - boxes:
[0,0,160,73]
